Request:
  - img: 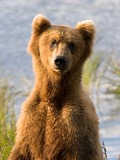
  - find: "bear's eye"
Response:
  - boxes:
[50,39,58,50]
[68,42,75,53]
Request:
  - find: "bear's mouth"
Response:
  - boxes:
[52,66,69,74]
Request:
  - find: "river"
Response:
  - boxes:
[0,0,120,159]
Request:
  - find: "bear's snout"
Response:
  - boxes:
[51,54,71,74]
[54,56,67,70]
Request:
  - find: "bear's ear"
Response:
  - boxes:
[27,15,51,55]
[76,20,95,42]
[76,20,95,62]
[32,14,51,34]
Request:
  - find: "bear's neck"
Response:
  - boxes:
[33,62,82,105]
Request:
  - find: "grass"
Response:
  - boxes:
[102,57,120,115]
[0,79,19,160]
[105,58,120,97]
[83,53,103,93]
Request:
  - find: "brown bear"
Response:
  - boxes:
[8,14,103,160]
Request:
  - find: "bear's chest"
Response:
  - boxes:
[27,104,87,159]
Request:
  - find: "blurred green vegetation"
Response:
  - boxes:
[0,79,21,160]
[83,53,120,105]
[105,58,120,97]
[83,54,103,92]
[103,57,120,115]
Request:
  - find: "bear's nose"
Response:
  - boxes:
[54,56,67,69]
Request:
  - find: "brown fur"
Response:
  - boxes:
[8,14,103,160]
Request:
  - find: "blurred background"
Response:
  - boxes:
[0,0,120,159]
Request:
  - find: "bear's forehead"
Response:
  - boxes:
[42,26,82,41]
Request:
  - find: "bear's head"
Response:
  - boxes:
[28,14,95,78]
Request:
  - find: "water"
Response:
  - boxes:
[0,0,120,159]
